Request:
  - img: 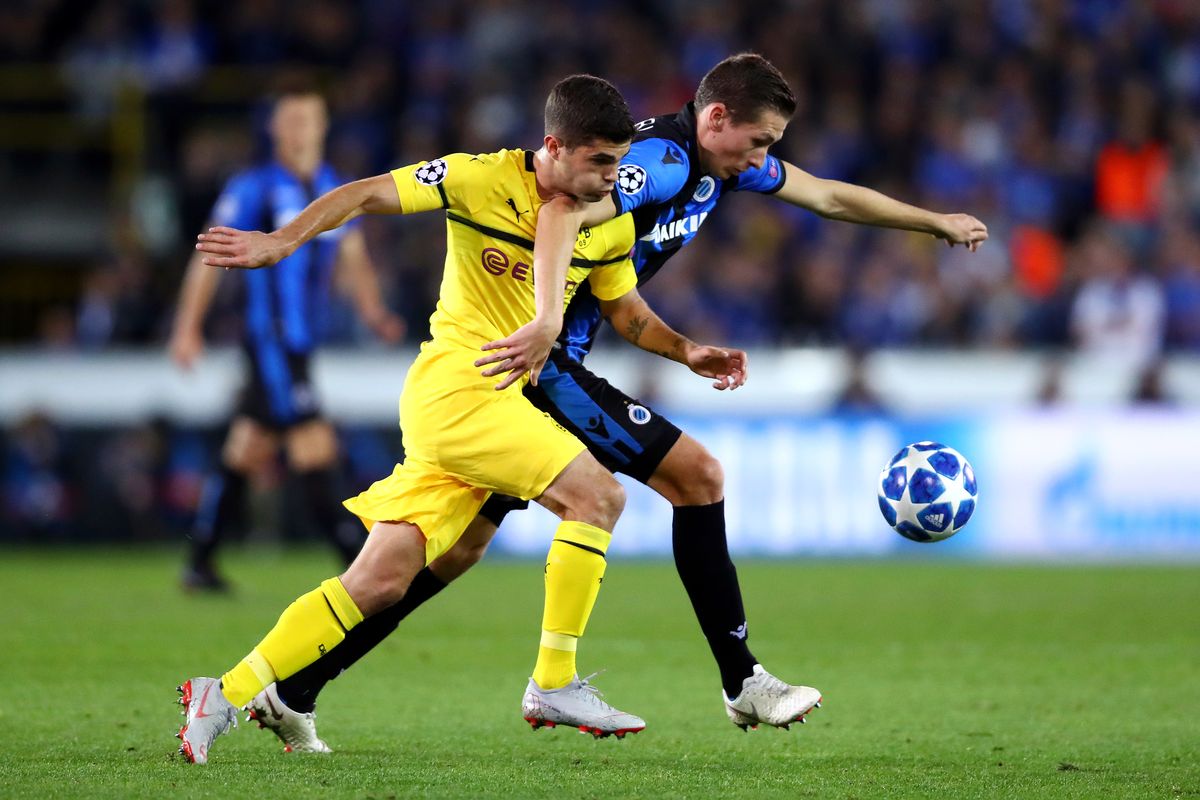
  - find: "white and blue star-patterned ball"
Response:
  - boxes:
[877,442,978,542]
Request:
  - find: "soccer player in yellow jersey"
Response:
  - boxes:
[175,75,749,763]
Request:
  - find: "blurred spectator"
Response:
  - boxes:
[1094,80,1168,236]
[1,412,72,541]
[1130,358,1173,405]
[1157,224,1200,350]
[60,1,135,124]
[135,0,210,95]
[1069,225,1165,366]
[831,347,886,415]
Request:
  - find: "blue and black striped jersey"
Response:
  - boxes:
[559,102,787,361]
[211,161,356,355]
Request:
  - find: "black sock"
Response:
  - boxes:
[297,467,363,565]
[672,500,757,699]
[276,567,449,713]
[189,463,246,571]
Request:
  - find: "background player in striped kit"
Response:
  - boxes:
[169,86,404,591]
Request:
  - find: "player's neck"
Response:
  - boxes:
[277,152,319,181]
[531,148,565,201]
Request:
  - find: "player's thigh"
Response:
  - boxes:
[222,416,279,472]
[428,513,498,581]
[527,352,682,485]
[284,418,338,471]
[535,449,625,528]
[646,432,725,506]
[344,461,490,567]
[340,520,428,616]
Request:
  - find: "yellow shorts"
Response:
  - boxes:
[343,342,586,563]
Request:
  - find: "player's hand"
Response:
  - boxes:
[168,327,204,371]
[196,227,291,269]
[363,308,406,344]
[686,344,748,391]
[935,214,989,252]
[475,317,561,391]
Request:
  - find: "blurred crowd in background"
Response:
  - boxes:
[3,0,1200,541]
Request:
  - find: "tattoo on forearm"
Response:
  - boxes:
[626,315,648,344]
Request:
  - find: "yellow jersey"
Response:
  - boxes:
[390,149,637,351]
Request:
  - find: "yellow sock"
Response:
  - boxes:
[220,577,363,707]
[532,521,611,690]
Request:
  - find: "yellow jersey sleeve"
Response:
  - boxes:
[390,152,503,215]
[581,214,638,301]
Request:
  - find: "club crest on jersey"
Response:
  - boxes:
[693,176,716,203]
[627,404,651,425]
[576,227,592,249]
[414,159,448,186]
[617,164,647,195]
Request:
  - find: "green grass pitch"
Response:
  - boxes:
[0,548,1196,799]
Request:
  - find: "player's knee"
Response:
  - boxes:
[680,453,724,506]
[433,538,489,582]
[589,476,625,529]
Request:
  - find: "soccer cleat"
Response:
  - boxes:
[181,565,231,593]
[521,673,645,739]
[246,683,332,754]
[724,665,822,731]
[176,677,238,764]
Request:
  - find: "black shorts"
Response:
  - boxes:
[480,347,682,524]
[234,342,321,431]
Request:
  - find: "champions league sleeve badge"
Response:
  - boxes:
[617,164,648,195]
[414,159,448,186]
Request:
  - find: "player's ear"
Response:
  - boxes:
[707,103,728,131]
[544,134,564,160]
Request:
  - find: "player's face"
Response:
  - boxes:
[700,105,788,179]
[550,138,631,202]
[270,95,328,166]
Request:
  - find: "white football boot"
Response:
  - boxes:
[246,683,332,754]
[521,673,646,739]
[724,665,822,731]
[176,677,238,764]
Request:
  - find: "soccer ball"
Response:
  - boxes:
[877,442,978,542]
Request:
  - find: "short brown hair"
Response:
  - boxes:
[695,53,797,122]
[545,74,635,148]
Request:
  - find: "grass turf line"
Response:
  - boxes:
[0,548,1196,798]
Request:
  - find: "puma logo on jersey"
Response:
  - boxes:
[505,197,529,223]
[640,211,709,245]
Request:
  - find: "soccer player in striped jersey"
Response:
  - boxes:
[175,75,749,763]
[169,87,403,592]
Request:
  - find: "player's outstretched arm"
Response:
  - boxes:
[335,228,406,343]
[195,174,402,270]
[168,245,222,370]
[775,161,989,251]
[599,288,747,391]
